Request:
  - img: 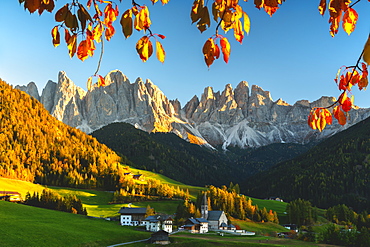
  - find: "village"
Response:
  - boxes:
[118,193,256,244]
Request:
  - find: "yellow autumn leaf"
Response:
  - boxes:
[87,76,92,91]
[156,40,165,63]
[243,12,250,35]
[363,35,370,66]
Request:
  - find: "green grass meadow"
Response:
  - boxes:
[0,201,150,247]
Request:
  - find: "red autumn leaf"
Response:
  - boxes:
[98,75,105,87]
[51,26,60,47]
[341,98,352,112]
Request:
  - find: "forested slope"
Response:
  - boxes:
[0,79,126,190]
[92,122,311,187]
[245,116,370,211]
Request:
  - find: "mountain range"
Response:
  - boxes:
[16,70,370,149]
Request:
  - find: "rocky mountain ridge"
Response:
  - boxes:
[16,70,370,149]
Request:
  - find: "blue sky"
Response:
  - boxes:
[1,1,370,108]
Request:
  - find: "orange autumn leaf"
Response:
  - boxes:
[233,19,244,44]
[77,40,89,61]
[51,26,60,47]
[93,22,104,43]
[317,114,326,132]
[104,3,119,25]
[64,29,71,45]
[202,38,217,67]
[333,105,347,125]
[156,40,166,63]
[136,36,153,62]
[67,34,77,58]
[220,37,231,63]
[318,0,326,16]
[105,23,115,41]
[342,8,358,35]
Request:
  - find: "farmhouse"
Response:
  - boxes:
[183,217,209,233]
[150,230,170,244]
[0,191,21,202]
[143,214,173,233]
[118,206,147,226]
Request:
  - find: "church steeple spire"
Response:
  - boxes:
[201,192,208,219]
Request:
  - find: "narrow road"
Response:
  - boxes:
[107,230,183,247]
[106,238,150,247]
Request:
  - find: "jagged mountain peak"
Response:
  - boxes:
[17,70,370,149]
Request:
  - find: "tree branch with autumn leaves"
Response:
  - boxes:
[18,0,370,132]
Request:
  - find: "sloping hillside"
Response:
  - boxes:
[0,201,150,247]
[92,122,311,187]
[245,116,370,211]
[0,79,125,190]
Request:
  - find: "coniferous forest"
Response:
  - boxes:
[0,79,126,190]
[245,116,370,212]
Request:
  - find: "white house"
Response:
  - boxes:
[118,207,147,226]
[143,215,173,233]
[183,217,209,233]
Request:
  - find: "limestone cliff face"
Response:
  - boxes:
[18,70,370,149]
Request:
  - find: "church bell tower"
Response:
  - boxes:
[201,193,208,219]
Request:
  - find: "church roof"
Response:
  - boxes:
[207,211,224,221]
[220,222,228,227]
[118,207,147,214]
[196,218,208,223]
